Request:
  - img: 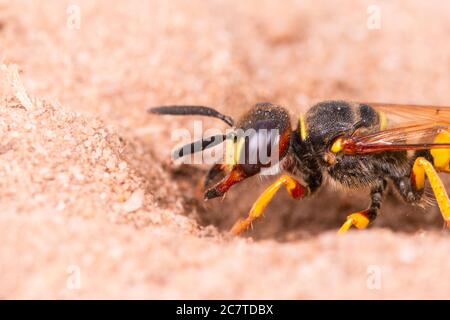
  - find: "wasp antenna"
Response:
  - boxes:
[148,105,235,127]
[173,133,233,160]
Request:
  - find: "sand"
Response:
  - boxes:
[0,0,449,299]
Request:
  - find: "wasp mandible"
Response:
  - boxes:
[149,101,450,235]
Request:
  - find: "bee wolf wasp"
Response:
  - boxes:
[149,101,450,235]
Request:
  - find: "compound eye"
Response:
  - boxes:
[237,120,285,175]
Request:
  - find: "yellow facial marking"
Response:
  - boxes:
[224,138,236,165]
[331,137,344,153]
[224,137,245,166]
[299,114,307,141]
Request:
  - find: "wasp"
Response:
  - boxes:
[149,101,450,235]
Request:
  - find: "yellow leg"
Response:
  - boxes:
[412,157,450,227]
[338,211,370,234]
[230,175,308,235]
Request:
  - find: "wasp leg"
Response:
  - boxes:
[338,179,386,234]
[393,175,424,204]
[230,175,309,235]
[392,150,430,204]
[412,157,450,226]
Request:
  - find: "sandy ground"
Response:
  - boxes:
[1,0,450,299]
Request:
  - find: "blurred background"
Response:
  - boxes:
[0,0,449,299]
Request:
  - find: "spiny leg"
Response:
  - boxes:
[412,157,450,227]
[338,179,386,234]
[393,175,424,204]
[230,175,309,235]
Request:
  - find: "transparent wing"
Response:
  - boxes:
[370,102,450,126]
[342,103,450,154]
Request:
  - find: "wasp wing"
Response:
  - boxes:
[342,103,450,154]
[370,102,450,126]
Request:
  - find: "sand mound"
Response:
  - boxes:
[0,65,190,230]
